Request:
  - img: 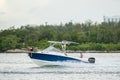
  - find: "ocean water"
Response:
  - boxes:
[0,53,120,80]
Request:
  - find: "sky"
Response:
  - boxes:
[0,0,120,30]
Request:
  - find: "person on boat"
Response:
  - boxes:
[80,52,83,58]
[29,47,34,53]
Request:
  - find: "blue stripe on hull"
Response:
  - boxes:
[29,53,82,62]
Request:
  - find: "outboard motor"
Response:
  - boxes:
[88,57,95,63]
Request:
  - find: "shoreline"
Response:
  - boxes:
[0,49,120,53]
[66,50,120,53]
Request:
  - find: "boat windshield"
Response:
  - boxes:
[42,46,63,54]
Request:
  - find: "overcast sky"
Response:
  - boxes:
[0,0,120,30]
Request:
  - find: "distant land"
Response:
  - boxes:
[0,21,120,52]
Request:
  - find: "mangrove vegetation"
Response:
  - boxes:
[0,21,120,52]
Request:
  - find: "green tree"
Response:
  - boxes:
[0,35,19,51]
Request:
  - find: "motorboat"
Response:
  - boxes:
[28,41,95,66]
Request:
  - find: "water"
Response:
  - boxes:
[0,53,120,80]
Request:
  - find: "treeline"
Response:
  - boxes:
[0,21,120,52]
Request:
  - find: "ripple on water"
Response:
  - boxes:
[0,53,120,80]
